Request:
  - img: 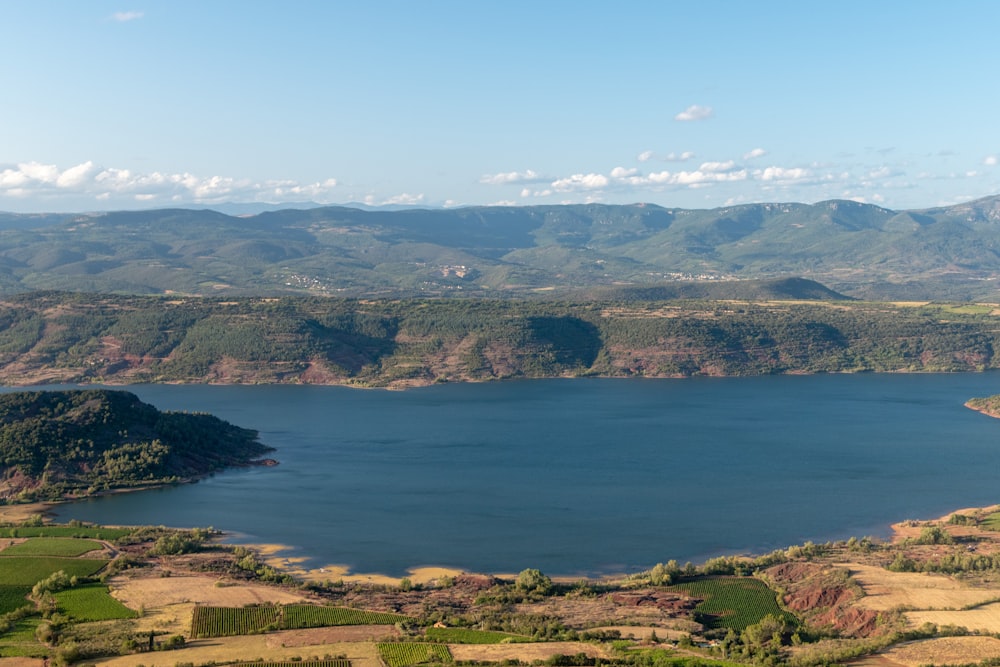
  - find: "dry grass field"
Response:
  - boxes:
[906,603,1000,633]
[880,636,1000,666]
[108,573,311,609]
[448,641,610,663]
[837,563,1000,611]
[92,633,383,667]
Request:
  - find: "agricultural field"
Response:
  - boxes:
[0,537,103,557]
[52,583,137,622]
[190,605,282,637]
[283,605,409,629]
[423,627,528,644]
[376,642,452,667]
[670,577,794,631]
[0,525,132,540]
[0,557,108,585]
[980,511,1000,531]
[235,662,352,667]
[192,605,411,637]
[0,586,31,614]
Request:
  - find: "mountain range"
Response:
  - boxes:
[2,195,1000,300]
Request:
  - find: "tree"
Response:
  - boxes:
[515,568,552,596]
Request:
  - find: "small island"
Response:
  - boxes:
[0,389,274,503]
[966,394,1000,419]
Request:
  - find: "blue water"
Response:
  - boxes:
[39,374,1000,577]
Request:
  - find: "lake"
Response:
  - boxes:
[42,373,1000,577]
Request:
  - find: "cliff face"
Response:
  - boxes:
[0,389,271,501]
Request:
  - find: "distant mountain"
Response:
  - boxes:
[1,196,999,299]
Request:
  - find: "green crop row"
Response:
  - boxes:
[671,577,796,631]
[377,643,452,667]
[1,537,104,557]
[0,557,107,586]
[235,662,351,667]
[423,627,528,644]
[0,526,132,540]
[0,586,31,614]
[191,604,411,638]
[53,583,137,621]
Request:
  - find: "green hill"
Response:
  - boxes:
[0,389,272,501]
[2,197,1000,299]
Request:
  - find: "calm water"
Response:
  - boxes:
[37,374,1000,577]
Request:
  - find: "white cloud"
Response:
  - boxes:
[743,148,767,160]
[480,169,547,185]
[698,160,736,173]
[664,151,696,162]
[110,11,144,22]
[756,166,811,183]
[0,160,341,207]
[637,150,654,162]
[674,105,713,122]
[610,166,639,179]
[985,155,998,166]
[383,192,424,206]
[551,173,609,192]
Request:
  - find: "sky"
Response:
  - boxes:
[2,1,999,213]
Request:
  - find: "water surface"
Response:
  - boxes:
[42,374,1000,576]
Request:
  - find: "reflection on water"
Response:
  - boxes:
[33,373,1000,577]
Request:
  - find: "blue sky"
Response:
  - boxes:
[2,1,999,212]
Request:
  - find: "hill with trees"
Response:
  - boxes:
[0,388,272,501]
[1,196,1000,300]
[0,292,997,388]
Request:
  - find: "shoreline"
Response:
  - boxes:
[9,496,999,586]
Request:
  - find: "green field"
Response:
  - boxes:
[0,586,31,614]
[0,557,108,586]
[980,511,1000,531]
[282,605,409,629]
[191,604,412,638]
[423,627,528,644]
[190,605,281,638]
[0,526,132,540]
[0,617,47,658]
[671,577,796,631]
[377,643,452,667]
[1,537,104,557]
[53,583,137,621]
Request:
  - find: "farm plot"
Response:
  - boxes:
[0,538,103,557]
[0,587,31,614]
[377,643,452,667]
[282,605,408,629]
[0,526,131,540]
[0,557,107,585]
[670,577,794,631]
[191,605,281,637]
[192,605,412,637]
[53,584,137,621]
[840,563,1000,611]
[236,662,350,667]
[423,627,528,644]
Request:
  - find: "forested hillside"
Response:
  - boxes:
[0,388,271,501]
[0,292,997,388]
[2,196,1000,299]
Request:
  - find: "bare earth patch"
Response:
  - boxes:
[906,603,1000,633]
[837,563,1000,611]
[881,636,1000,666]
[587,625,689,641]
[0,659,44,667]
[92,635,381,667]
[108,573,310,610]
[448,641,609,663]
